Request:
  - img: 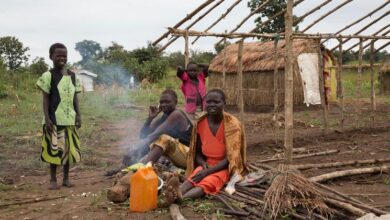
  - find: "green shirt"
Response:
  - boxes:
[36,70,82,126]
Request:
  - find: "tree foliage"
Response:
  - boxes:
[75,40,102,64]
[0,36,29,70]
[248,0,287,34]
[29,57,49,75]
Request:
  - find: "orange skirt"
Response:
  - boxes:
[188,166,229,195]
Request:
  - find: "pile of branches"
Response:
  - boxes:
[213,164,387,219]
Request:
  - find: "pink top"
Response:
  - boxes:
[179,72,207,113]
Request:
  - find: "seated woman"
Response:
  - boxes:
[121,89,193,170]
[173,89,247,200]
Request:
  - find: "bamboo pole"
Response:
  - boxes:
[222,30,227,89]
[356,38,363,128]
[370,41,376,127]
[152,0,215,46]
[337,37,344,132]
[318,45,328,134]
[184,31,189,68]
[330,10,390,51]
[192,0,243,45]
[237,40,244,121]
[273,37,280,145]
[322,1,389,44]
[343,25,390,53]
[158,0,225,52]
[284,0,294,165]
[301,0,353,32]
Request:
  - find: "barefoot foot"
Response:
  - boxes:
[62,180,75,188]
[49,181,59,190]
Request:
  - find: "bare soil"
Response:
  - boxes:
[1,102,389,219]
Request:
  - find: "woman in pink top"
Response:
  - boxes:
[177,62,208,118]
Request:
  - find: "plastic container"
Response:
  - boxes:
[129,165,158,212]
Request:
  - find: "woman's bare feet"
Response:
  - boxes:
[164,173,183,205]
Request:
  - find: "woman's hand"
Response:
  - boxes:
[148,105,161,119]
[191,168,209,183]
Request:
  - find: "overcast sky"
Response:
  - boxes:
[0,0,388,64]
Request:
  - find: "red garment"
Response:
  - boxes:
[179,72,206,113]
[188,119,229,195]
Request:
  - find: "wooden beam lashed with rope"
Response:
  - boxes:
[337,37,345,131]
[318,45,329,134]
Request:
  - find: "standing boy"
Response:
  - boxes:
[177,62,208,119]
[36,43,82,189]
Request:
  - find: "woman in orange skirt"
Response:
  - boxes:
[177,89,247,200]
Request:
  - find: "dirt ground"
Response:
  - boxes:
[1,101,389,219]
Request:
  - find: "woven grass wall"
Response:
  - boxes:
[209,67,304,106]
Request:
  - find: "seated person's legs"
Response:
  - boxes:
[147,134,188,169]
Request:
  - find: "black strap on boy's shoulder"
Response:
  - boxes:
[68,70,76,87]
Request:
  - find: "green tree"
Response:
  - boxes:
[0,36,29,70]
[190,50,215,65]
[29,57,48,74]
[75,40,102,65]
[214,42,231,54]
[248,0,299,35]
[129,43,161,64]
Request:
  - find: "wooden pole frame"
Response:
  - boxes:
[284,0,294,165]
[370,41,376,127]
[337,37,345,132]
[322,1,390,44]
[356,38,364,128]
[237,40,245,121]
[330,10,390,51]
[158,0,225,52]
[301,0,353,32]
[192,0,243,45]
[152,0,215,46]
[318,45,329,134]
[184,31,189,68]
[343,25,390,53]
[273,37,280,144]
[222,30,227,89]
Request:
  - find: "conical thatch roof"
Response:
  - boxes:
[209,39,320,73]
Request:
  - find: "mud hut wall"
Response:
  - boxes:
[209,66,304,106]
[379,70,390,95]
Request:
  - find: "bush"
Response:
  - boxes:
[141,59,168,83]
[29,57,48,75]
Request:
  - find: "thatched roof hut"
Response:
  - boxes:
[379,61,390,95]
[208,39,337,107]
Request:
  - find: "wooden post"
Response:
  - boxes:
[370,41,376,126]
[318,44,329,134]
[273,37,280,144]
[337,38,344,131]
[284,0,294,165]
[184,31,189,69]
[222,30,227,89]
[237,40,244,121]
[356,38,363,128]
